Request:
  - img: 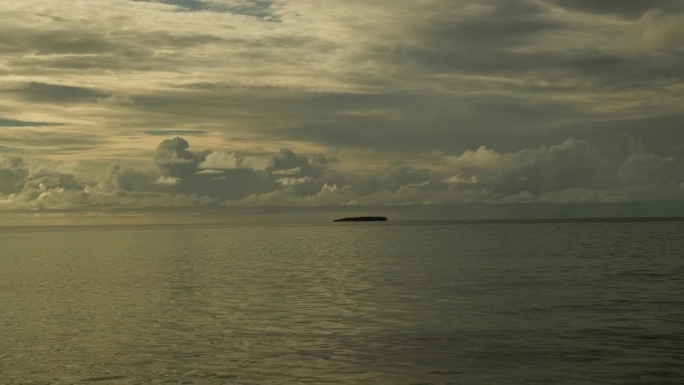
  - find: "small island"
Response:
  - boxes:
[333,216,387,222]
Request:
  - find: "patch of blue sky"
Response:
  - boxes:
[0,118,64,127]
[134,0,278,20]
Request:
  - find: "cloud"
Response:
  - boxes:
[2,0,679,165]
[0,128,108,154]
[276,176,312,186]
[1,136,683,216]
[443,174,478,185]
[23,170,85,192]
[97,94,135,106]
[634,8,684,50]
[545,0,677,18]
[199,151,241,170]
[418,0,564,50]
[144,130,209,136]
[619,153,681,185]
[434,138,684,207]
[149,138,339,201]
[267,149,329,179]
[441,139,606,195]
[229,182,354,208]
[7,82,110,104]
[198,150,271,171]
[1,1,683,220]
[99,165,159,192]
[272,167,301,176]
[491,138,605,194]
[155,176,181,185]
[0,27,116,55]
[444,146,501,170]
[0,156,29,194]
[349,160,435,197]
[154,136,211,178]
[152,137,277,200]
[0,157,216,212]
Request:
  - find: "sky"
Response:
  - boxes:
[1,0,683,224]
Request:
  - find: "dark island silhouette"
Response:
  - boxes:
[333,216,387,222]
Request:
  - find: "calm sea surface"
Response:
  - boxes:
[1,220,683,384]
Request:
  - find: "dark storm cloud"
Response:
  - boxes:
[423,0,564,48]
[265,149,336,196]
[8,82,109,104]
[545,0,679,18]
[1,137,683,214]
[619,153,682,185]
[392,21,682,86]
[43,57,128,72]
[3,53,152,74]
[269,92,588,155]
[1,1,683,218]
[8,0,677,160]
[0,156,29,194]
[364,0,683,90]
[440,138,684,206]
[154,136,211,178]
[0,130,108,153]
[482,139,606,195]
[132,85,589,155]
[150,137,341,201]
[152,137,275,200]
[332,0,684,154]
[100,165,159,193]
[378,1,562,74]
[559,50,684,88]
[554,115,684,158]
[23,171,85,192]
[134,89,408,118]
[0,153,216,212]
[351,160,435,196]
[133,89,426,152]
[0,25,224,56]
[0,28,115,55]
[0,24,226,74]
[268,149,325,178]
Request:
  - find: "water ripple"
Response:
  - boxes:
[1,221,683,384]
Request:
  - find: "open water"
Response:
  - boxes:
[1,220,683,384]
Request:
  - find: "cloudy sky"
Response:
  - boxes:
[1,0,683,224]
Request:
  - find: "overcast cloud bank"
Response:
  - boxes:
[1,0,682,220]
[1,136,682,218]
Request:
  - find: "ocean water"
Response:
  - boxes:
[1,220,683,384]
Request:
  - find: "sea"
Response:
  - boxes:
[1,219,683,384]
